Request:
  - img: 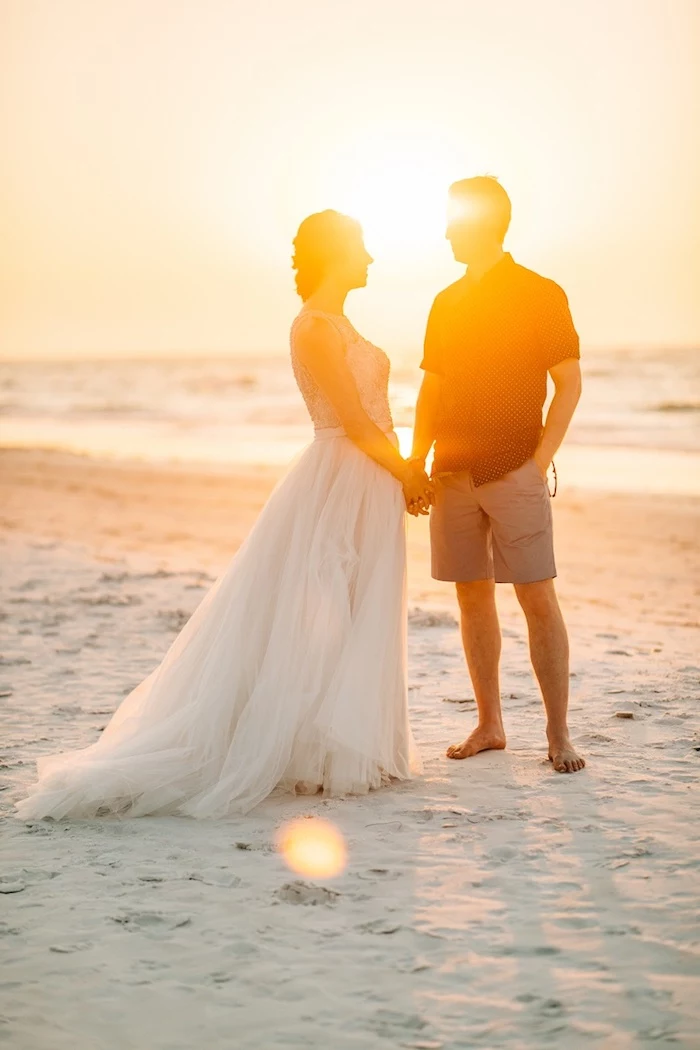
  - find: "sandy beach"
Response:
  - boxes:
[2,447,699,1049]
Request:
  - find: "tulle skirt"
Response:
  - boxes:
[16,429,421,819]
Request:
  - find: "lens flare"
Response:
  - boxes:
[276,817,348,879]
[446,195,487,228]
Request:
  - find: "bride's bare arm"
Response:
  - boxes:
[294,315,427,496]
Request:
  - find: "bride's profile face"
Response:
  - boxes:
[336,229,374,291]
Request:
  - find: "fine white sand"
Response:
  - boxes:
[1,448,699,1049]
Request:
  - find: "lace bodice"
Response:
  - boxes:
[290,311,394,433]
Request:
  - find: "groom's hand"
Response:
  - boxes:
[409,461,434,516]
[533,447,550,480]
[403,460,434,516]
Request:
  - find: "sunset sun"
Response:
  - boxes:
[325,130,460,259]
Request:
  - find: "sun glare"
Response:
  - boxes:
[276,817,348,879]
[324,130,461,260]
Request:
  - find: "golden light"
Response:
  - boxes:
[323,128,462,262]
[446,194,490,228]
[276,817,348,879]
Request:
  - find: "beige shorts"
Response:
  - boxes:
[429,458,556,584]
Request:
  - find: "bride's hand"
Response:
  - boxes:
[402,462,434,516]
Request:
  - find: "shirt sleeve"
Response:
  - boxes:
[539,283,580,369]
[420,298,444,374]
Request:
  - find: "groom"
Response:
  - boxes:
[410,176,585,773]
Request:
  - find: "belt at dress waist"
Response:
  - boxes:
[313,425,398,448]
[313,425,348,440]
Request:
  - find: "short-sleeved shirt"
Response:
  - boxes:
[421,253,580,486]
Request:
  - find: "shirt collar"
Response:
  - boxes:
[476,252,514,284]
[460,252,514,297]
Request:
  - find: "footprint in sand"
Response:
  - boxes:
[99,572,129,584]
[110,911,192,931]
[404,809,434,824]
[0,881,26,894]
[356,918,403,935]
[186,871,242,888]
[76,592,142,607]
[276,881,339,906]
[233,840,273,854]
[1,869,60,891]
[49,942,93,953]
[158,609,191,632]
[365,1009,428,1038]
[208,971,235,985]
[408,608,457,628]
[539,999,566,1017]
[16,579,45,592]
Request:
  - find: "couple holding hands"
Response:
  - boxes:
[17,175,584,825]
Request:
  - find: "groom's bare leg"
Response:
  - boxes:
[446,579,507,760]
[514,579,585,773]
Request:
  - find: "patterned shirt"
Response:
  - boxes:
[421,253,580,486]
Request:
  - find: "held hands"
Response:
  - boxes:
[402,458,435,516]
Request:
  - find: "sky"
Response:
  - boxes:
[1,0,699,359]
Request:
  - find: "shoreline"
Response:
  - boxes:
[3,432,700,497]
[2,446,699,627]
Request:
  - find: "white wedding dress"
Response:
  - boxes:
[16,310,421,819]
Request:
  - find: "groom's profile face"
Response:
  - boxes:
[445,193,502,264]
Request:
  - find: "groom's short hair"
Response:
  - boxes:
[449,176,512,241]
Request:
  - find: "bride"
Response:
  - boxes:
[17,210,432,820]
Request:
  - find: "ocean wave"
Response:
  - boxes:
[68,402,153,416]
[652,401,700,414]
[183,374,258,393]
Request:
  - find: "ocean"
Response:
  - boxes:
[1,346,699,496]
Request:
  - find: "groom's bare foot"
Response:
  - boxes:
[446,726,506,760]
[548,740,586,773]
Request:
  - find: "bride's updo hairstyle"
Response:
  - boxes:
[292,210,362,301]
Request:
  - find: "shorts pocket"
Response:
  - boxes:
[528,457,549,486]
[508,458,549,500]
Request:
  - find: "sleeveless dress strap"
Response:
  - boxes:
[291,310,349,351]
